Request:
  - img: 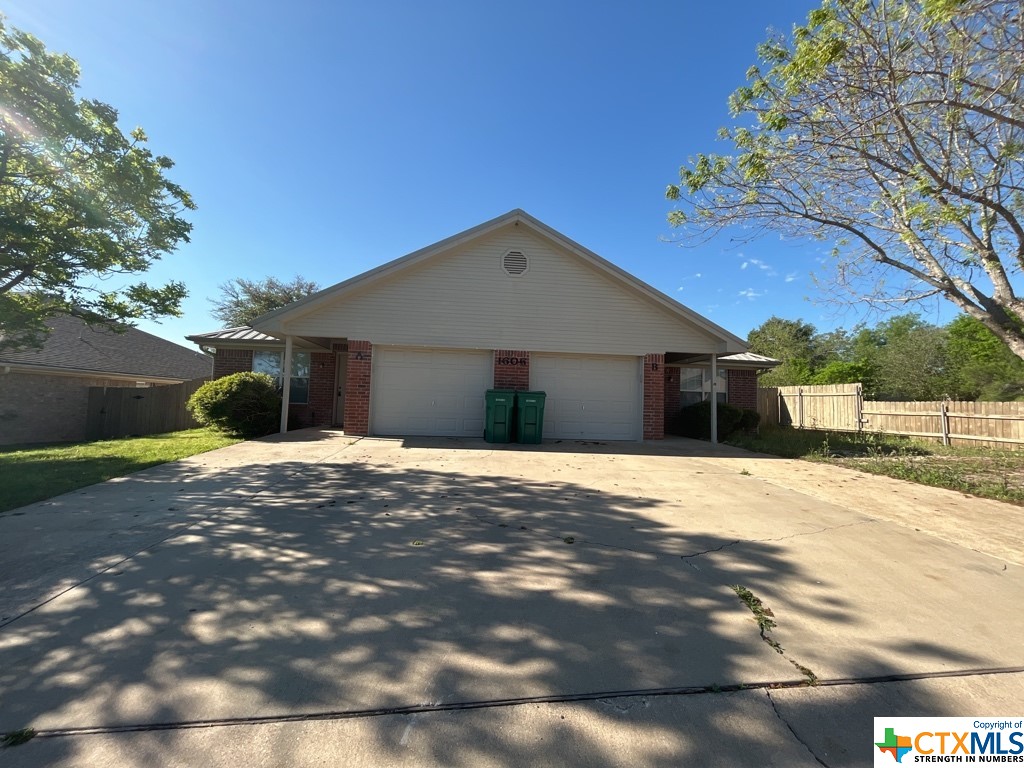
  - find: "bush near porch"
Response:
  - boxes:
[666,400,759,440]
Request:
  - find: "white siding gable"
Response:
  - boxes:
[282,224,725,355]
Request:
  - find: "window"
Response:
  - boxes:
[253,350,310,405]
[679,367,728,405]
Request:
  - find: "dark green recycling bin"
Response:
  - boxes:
[484,389,515,443]
[515,391,546,444]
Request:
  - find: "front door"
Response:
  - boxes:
[334,352,347,426]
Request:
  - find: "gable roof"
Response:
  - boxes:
[1,315,213,381]
[252,209,747,351]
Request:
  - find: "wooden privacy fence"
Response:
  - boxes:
[86,377,209,440]
[757,383,1024,450]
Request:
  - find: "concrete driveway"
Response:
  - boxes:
[0,430,1021,767]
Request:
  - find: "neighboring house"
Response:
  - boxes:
[188,209,777,441]
[0,315,213,445]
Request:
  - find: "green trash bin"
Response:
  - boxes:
[484,389,515,443]
[515,391,546,444]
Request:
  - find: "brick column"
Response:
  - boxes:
[728,368,757,411]
[493,350,530,390]
[302,351,337,427]
[213,348,254,379]
[643,353,665,440]
[343,341,372,435]
[663,365,680,430]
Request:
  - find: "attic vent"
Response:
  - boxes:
[502,250,529,276]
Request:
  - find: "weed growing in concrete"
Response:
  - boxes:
[731,585,777,640]
[2,729,36,748]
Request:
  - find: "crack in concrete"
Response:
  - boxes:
[466,510,873,562]
[730,585,819,686]
[678,519,875,560]
[766,690,832,768]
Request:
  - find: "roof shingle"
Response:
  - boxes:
[0,315,213,380]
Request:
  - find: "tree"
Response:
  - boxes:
[210,275,320,327]
[667,0,1024,361]
[747,315,835,386]
[944,314,1024,399]
[809,359,876,387]
[849,314,949,399]
[0,17,194,350]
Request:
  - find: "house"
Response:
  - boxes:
[0,315,213,445]
[188,210,776,442]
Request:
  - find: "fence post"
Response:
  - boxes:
[797,387,804,429]
[855,383,863,433]
[940,400,950,446]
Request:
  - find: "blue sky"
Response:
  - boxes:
[6,0,958,347]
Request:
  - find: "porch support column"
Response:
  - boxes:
[642,353,665,440]
[280,335,293,433]
[710,352,718,444]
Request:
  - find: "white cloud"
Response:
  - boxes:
[676,273,704,291]
[740,261,749,270]
[738,288,765,300]
[785,272,798,283]
[748,258,777,277]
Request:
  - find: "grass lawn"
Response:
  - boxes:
[728,426,1024,506]
[0,428,240,513]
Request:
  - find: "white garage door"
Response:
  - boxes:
[530,354,641,441]
[372,347,491,437]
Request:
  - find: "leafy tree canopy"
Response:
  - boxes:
[210,276,320,328]
[668,0,1024,360]
[749,312,1024,400]
[747,315,841,386]
[0,16,195,350]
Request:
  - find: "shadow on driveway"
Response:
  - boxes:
[0,431,1002,767]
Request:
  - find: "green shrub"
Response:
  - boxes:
[739,408,761,433]
[187,372,280,438]
[667,400,746,440]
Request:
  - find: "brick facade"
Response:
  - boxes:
[213,348,254,378]
[663,366,681,430]
[642,353,665,440]
[493,350,530,390]
[728,368,758,411]
[0,372,153,445]
[287,351,337,428]
[343,340,372,436]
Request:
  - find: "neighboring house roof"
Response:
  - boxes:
[1,315,213,381]
[251,209,748,352]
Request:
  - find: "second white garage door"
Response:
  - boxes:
[530,354,642,441]
[371,347,491,437]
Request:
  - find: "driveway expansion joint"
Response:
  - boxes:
[12,668,1023,742]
